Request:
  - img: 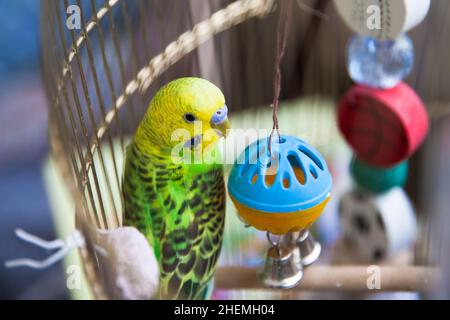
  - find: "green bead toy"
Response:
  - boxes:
[350,156,408,194]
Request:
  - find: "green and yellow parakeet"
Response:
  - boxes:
[122,77,230,300]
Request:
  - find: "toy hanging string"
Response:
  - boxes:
[269,0,294,154]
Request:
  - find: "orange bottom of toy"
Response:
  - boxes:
[230,195,330,235]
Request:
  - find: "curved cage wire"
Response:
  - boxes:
[41,0,450,298]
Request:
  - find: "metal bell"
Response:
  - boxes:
[289,230,322,266]
[259,244,303,289]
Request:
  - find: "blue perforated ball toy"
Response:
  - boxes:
[228,135,332,235]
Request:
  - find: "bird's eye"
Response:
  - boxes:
[183,113,197,123]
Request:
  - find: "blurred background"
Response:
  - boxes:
[1,0,450,299]
[0,1,67,299]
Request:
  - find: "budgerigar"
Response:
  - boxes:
[122,77,230,300]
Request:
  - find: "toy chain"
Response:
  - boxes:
[269,0,293,155]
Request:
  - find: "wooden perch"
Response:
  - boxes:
[215,266,440,292]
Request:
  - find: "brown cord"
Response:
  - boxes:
[269,0,294,154]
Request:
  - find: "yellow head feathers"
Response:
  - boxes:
[134,77,230,156]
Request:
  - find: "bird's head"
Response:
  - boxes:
[134,77,230,158]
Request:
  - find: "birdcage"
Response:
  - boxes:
[40,0,448,300]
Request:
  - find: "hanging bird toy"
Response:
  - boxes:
[228,135,332,287]
[228,136,332,235]
[228,0,332,288]
[333,0,430,261]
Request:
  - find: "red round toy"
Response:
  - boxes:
[338,82,429,168]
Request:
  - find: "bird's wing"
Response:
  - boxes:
[122,144,156,247]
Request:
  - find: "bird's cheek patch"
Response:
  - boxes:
[183,135,202,149]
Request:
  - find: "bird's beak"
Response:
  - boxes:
[210,105,230,137]
[211,118,231,137]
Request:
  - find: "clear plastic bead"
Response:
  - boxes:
[347,34,414,89]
